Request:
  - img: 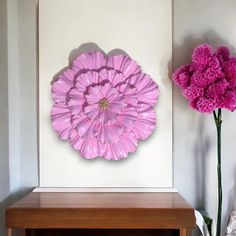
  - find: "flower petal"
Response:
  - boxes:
[70,133,99,159]
[95,122,123,144]
[224,58,236,86]
[220,89,236,111]
[72,51,107,72]
[88,82,120,103]
[99,109,118,123]
[108,95,126,114]
[182,84,204,102]
[103,132,137,160]
[205,79,229,100]
[80,137,99,159]
[99,68,126,86]
[84,103,103,121]
[75,70,100,93]
[51,103,72,140]
[131,104,156,140]
[195,97,216,113]
[100,83,124,104]
[86,84,106,102]
[192,43,212,67]
[71,114,94,137]
[172,65,191,88]
[107,55,141,78]
[117,82,138,106]
[70,125,137,160]
[129,73,159,106]
[99,83,113,97]
[116,107,138,131]
[69,130,83,150]
[51,69,75,103]
[215,46,230,62]
[67,88,84,115]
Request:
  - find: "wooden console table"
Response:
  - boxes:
[6,192,196,236]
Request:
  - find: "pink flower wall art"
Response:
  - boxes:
[51,51,159,160]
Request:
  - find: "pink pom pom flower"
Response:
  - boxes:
[172,43,236,113]
[51,51,159,160]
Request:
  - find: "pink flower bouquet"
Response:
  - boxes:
[173,44,236,236]
[173,44,236,113]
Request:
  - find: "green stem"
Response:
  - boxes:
[213,108,222,236]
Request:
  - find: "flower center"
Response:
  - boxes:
[99,98,109,109]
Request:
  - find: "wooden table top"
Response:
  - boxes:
[6,192,196,229]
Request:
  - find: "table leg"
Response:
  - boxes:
[7,228,13,236]
[180,228,192,236]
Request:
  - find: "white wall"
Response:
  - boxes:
[39,0,173,188]
[173,0,236,234]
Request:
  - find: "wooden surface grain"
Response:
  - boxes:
[6,192,196,229]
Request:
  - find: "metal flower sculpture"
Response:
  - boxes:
[51,51,159,160]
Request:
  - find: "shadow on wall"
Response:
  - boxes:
[224,168,236,232]
[69,42,130,64]
[51,42,131,85]
[173,30,236,227]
